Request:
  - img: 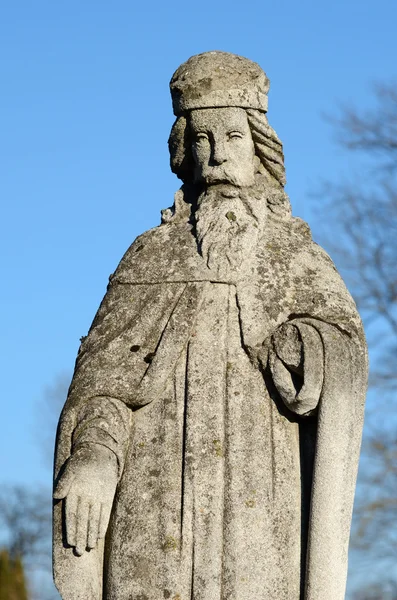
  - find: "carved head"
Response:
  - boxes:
[168,52,286,190]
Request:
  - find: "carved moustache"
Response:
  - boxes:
[202,168,243,188]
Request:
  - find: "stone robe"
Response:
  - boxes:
[53,200,367,600]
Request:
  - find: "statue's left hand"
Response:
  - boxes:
[272,322,303,374]
[53,444,118,556]
[269,320,323,416]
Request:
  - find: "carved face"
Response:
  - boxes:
[189,107,256,187]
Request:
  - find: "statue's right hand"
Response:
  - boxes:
[53,444,118,556]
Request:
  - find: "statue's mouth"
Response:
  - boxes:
[205,181,241,198]
[205,175,235,185]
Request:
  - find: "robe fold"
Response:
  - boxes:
[53,207,367,600]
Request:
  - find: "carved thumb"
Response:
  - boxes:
[53,459,76,499]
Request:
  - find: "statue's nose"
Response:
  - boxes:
[211,140,227,165]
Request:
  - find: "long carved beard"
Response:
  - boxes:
[195,184,264,277]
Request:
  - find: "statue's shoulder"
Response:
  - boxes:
[256,213,361,330]
[261,213,338,274]
[258,213,351,304]
[111,220,203,284]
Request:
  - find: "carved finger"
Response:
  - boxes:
[65,493,78,548]
[98,502,112,540]
[87,502,101,549]
[75,497,90,556]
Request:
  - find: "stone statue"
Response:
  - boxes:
[53,52,368,600]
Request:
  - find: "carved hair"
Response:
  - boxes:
[168,108,286,189]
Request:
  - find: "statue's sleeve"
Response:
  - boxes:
[71,396,132,477]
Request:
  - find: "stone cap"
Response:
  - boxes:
[170,51,270,116]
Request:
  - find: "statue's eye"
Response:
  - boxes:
[195,132,209,142]
[229,131,243,140]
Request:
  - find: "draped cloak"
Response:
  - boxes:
[53,201,367,600]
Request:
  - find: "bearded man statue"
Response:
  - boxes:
[53,52,368,600]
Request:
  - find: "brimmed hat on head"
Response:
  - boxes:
[170,51,270,116]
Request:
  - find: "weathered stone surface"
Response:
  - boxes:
[53,51,368,600]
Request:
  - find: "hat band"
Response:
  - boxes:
[172,87,268,116]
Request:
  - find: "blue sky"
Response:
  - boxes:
[0,0,396,589]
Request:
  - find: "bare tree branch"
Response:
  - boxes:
[0,486,51,570]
